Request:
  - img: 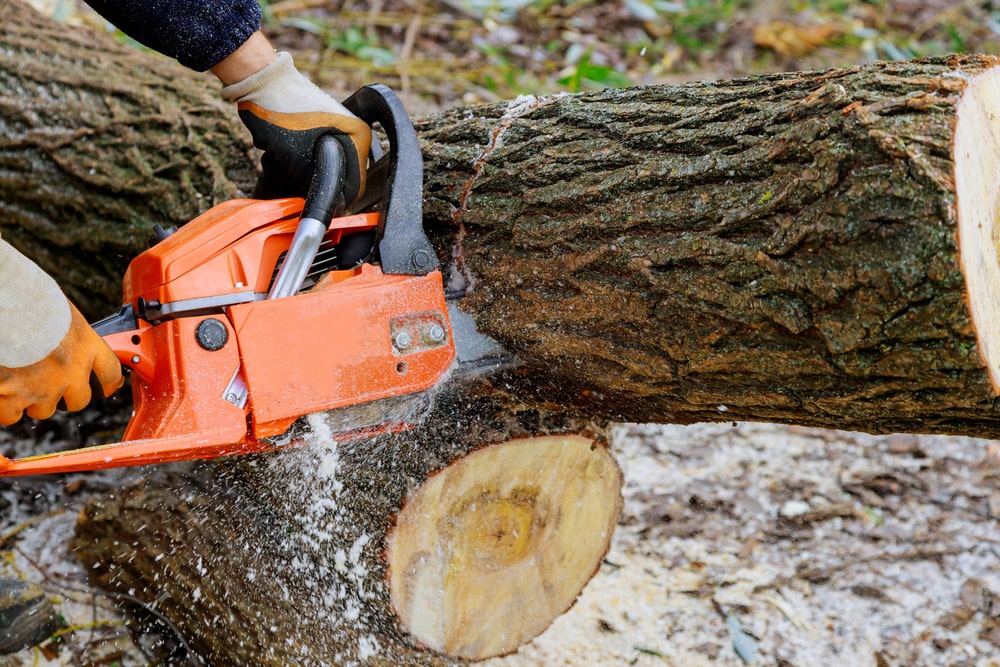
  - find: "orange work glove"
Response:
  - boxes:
[222,52,372,204]
[0,241,123,426]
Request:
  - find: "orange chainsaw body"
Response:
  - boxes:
[0,198,454,476]
[0,83,453,477]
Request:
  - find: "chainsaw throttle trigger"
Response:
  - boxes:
[91,303,139,336]
[343,84,436,276]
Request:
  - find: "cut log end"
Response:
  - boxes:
[957,63,1000,392]
[386,434,622,661]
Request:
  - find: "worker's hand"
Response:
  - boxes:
[0,301,124,425]
[0,241,123,426]
[222,52,372,204]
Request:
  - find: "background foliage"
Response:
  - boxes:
[43,0,1000,108]
[248,0,1000,107]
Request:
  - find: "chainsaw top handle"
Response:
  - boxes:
[342,84,437,276]
[267,134,347,298]
[270,83,435,295]
[303,134,347,225]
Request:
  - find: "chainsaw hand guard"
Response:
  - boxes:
[343,84,438,276]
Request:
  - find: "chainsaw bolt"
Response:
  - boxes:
[428,324,446,342]
[131,355,140,365]
[394,331,412,350]
[411,249,431,270]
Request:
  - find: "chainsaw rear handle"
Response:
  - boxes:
[342,84,437,276]
[268,135,346,298]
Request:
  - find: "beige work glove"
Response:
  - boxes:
[222,52,372,205]
[0,241,123,425]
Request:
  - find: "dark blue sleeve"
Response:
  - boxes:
[82,0,262,72]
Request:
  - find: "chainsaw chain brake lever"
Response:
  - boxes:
[342,84,437,276]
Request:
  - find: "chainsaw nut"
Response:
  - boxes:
[195,318,229,351]
[411,249,431,270]
[428,324,446,343]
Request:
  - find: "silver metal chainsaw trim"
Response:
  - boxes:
[144,291,264,322]
[446,301,512,373]
[268,216,329,299]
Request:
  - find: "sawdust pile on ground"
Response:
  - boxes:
[2,421,1000,666]
[487,422,1000,667]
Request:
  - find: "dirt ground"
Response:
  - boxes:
[2,420,1000,666]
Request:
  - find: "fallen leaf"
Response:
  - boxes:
[753,21,842,58]
[885,434,925,457]
[959,578,996,614]
[850,584,894,603]
[726,615,760,665]
[983,442,1000,468]
[981,618,1000,649]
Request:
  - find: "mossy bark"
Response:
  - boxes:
[0,2,256,316]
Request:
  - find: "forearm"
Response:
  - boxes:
[0,239,70,368]
[82,0,262,71]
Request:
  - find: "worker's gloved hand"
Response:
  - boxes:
[222,52,372,204]
[0,242,123,426]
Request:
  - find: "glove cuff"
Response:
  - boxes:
[0,240,71,368]
[221,51,293,103]
[221,52,352,118]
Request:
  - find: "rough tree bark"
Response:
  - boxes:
[4,1,1000,664]
[4,2,1000,436]
[74,384,622,665]
[416,60,1000,437]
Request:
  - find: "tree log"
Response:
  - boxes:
[73,385,622,664]
[417,57,1000,437]
[0,2,255,315]
[3,1,1000,435]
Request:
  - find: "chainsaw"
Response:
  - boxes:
[0,84,504,477]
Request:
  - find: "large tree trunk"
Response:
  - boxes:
[3,1,1000,436]
[5,1,1000,664]
[416,59,1000,437]
[0,2,255,315]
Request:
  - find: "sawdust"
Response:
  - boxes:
[2,421,1000,665]
[486,423,1000,667]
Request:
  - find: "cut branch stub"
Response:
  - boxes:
[387,434,622,661]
